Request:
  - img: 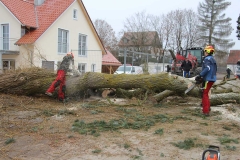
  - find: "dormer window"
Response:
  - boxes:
[21,26,26,37]
[73,9,77,20]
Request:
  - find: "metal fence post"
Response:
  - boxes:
[0,52,2,74]
[124,48,126,73]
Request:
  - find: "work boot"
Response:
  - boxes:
[59,98,69,103]
[45,92,53,96]
[202,113,210,117]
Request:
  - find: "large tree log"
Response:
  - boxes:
[0,68,239,105]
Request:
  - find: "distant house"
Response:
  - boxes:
[0,0,106,73]
[227,50,240,74]
[102,48,121,74]
[118,31,162,57]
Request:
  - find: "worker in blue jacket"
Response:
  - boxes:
[195,45,217,116]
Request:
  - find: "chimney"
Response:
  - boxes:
[34,0,45,6]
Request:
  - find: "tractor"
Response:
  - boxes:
[169,47,204,77]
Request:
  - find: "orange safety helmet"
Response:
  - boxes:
[66,52,74,58]
[204,45,215,54]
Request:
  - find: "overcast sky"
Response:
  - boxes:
[82,0,240,50]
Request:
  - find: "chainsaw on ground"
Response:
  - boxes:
[202,145,220,160]
[184,75,203,94]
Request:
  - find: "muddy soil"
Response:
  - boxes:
[0,92,240,160]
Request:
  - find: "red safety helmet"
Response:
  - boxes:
[66,52,74,58]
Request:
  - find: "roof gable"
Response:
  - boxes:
[15,0,75,45]
[1,0,37,27]
[227,50,240,64]
[102,49,121,66]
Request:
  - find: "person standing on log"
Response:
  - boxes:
[181,58,192,78]
[195,45,217,116]
[45,52,74,102]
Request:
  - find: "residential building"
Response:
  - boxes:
[0,0,106,73]
[118,31,162,57]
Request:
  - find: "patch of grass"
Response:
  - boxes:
[177,130,182,134]
[225,145,236,151]
[200,122,208,126]
[72,112,174,136]
[181,108,221,117]
[218,135,239,144]
[222,126,232,131]
[31,126,38,132]
[42,109,54,117]
[201,132,208,136]
[5,138,15,145]
[153,103,168,108]
[226,106,236,113]
[154,128,164,135]
[92,149,101,154]
[172,138,196,150]
[58,109,76,115]
[124,143,130,149]
[137,148,143,156]
[160,153,165,157]
[90,110,98,114]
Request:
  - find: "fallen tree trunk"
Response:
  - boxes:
[0,68,239,105]
[210,93,240,106]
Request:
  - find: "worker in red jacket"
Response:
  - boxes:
[45,52,74,102]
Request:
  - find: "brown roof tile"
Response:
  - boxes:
[1,0,37,27]
[1,0,75,45]
[102,49,121,66]
[227,50,240,64]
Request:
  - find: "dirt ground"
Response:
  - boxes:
[0,73,240,160]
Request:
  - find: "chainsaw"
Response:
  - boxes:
[202,145,220,160]
[184,76,203,94]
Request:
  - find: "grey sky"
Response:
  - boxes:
[82,0,240,50]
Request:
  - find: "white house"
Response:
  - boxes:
[0,0,106,73]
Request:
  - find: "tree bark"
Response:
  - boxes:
[0,68,239,105]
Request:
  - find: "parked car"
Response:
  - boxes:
[114,65,143,74]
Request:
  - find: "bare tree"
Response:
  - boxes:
[94,19,118,51]
[197,0,235,57]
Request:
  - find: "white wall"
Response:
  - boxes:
[34,1,103,72]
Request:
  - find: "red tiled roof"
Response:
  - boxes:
[227,50,240,64]
[1,0,75,45]
[1,0,37,27]
[102,49,122,66]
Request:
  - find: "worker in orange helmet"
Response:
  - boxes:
[195,45,217,116]
[45,52,74,102]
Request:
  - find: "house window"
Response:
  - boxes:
[21,26,26,37]
[78,34,87,56]
[2,60,15,71]
[91,64,96,72]
[73,9,78,19]
[58,28,69,54]
[1,24,9,50]
[78,63,86,73]
[42,60,54,71]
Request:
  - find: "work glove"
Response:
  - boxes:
[195,75,203,84]
[72,69,81,77]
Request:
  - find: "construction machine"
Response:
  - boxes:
[169,47,204,77]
